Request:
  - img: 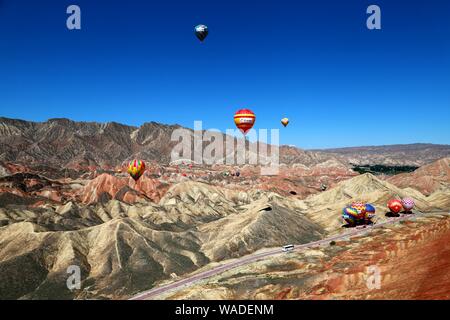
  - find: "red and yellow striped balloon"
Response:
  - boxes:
[234,109,256,135]
[127,159,146,181]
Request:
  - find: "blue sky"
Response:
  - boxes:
[0,0,449,148]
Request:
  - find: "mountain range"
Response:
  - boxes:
[1,117,449,169]
[0,116,449,299]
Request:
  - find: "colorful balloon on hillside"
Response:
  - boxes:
[351,201,366,218]
[234,109,256,135]
[194,24,208,42]
[342,206,362,225]
[364,203,376,219]
[401,197,415,212]
[127,159,146,181]
[343,203,376,226]
[388,199,403,214]
[343,206,359,218]
[281,118,289,127]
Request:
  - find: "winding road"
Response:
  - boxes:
[130,213,423,300]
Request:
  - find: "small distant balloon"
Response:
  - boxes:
[234,109,256,135]
[195,24,208,42]
[281,118,289,127]
[127,159,146,181]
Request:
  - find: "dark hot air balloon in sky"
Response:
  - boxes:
[195,24,208,42]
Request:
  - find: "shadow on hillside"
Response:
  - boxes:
[341,220,374,228]
[385,211,401,217]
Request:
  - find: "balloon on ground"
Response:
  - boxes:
[351,201,366,218]
[342,202,376,226]
[401,197,415,212]
[388,199,403,214]
[364,203,376,219]
[342,206,360,225]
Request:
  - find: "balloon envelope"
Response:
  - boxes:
[234,109,256,135]
[342,207,359,225]
[350,201,366,217]
[281,118,289,127]
[388,199,403,214]
[365,203,376,213]
[401,197,415,211]
[127,159,146,181]
[364,203,376,219]
[343,206,359,218]
[195,24,208,42]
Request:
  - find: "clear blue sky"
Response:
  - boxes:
[0,0,449,148]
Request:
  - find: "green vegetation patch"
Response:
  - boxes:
[352,164,419,176]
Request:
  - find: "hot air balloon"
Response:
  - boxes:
[281,118,289,127]
[343,203,375,226]
[194,24,208,42]
[127,159,146,181]
[234,109,256,135]
[342,206,360,225]
[364,203,376,219]
[350,201,367,219]
[388,199,403,214]
[401,197,415,213]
